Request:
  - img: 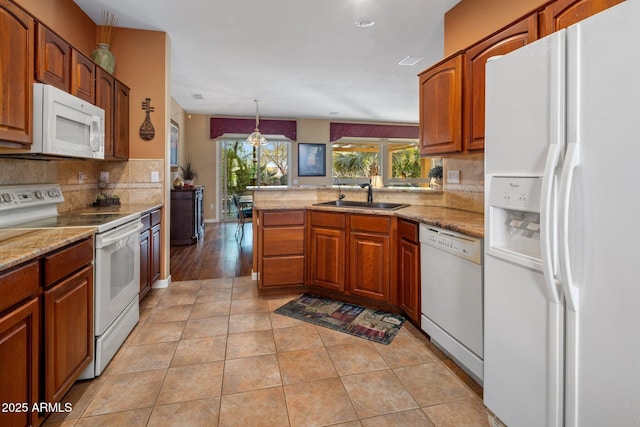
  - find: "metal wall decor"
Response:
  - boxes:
[140,98,155,141]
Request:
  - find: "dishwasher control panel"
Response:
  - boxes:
[420,225,482,264]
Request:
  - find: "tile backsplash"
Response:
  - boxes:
[443,153,484,213]
[0,158,163,212]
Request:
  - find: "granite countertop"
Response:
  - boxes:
[74,203,164,215]
[254,202,484,238]
[0,204,163,273]
[0,228,95,272]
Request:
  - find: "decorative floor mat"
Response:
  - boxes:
[274,293,405,345]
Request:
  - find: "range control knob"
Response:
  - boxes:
[2,193,11,202]
[34,191,44,199]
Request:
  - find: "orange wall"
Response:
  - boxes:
[444,0,546,55]
[110,28,168,160]
[14,0,96,56]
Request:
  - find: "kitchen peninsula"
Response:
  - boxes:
[251,186,484,325]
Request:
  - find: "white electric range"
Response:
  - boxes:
[0,184,142,378]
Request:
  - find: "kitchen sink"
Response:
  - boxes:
[313,200,409,210]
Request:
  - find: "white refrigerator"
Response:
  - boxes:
[484,1,640,426]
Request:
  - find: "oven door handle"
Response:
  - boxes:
[95,221,144,249]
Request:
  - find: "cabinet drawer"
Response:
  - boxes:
[141,213,151,230]
[263,227,304,256]
[310,211,346,228]
[0,261,40,314]
[44,238,93,287]
[398,219,419,242]
[262,256,304,286]
[151,209,161,226]
[263,210,304,226]
[350,214,390,233]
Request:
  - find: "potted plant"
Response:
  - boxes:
[428,165,443,189]
[180,159,197,187]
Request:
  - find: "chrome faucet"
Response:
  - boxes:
[334,177,345,200]
[360,181,373,203]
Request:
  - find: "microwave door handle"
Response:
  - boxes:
[91,115,103,153]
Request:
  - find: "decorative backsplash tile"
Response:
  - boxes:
[0,158,164,212]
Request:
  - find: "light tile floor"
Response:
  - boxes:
[44,277,490,427]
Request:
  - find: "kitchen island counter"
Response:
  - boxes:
[253,201,484,238]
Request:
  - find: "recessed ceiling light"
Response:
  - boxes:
[329,111,339,115]
[398,56,424,66]
[192,93,204,100]
[355,19,375,28]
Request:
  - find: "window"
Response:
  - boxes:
[332,139,432,187]
[219,139,290,221]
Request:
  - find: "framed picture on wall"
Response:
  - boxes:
[170,120,179,167]
[298,143,326,176]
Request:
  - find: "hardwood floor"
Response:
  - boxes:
[170,222,253,281]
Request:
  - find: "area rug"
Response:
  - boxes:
[274,293,405,345]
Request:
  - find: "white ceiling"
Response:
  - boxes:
[73,0,460,123]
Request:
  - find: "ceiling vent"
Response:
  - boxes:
[398,56,424,66]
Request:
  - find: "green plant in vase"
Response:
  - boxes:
[180,159,198,187]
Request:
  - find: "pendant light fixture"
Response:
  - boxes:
[245,99,267,147]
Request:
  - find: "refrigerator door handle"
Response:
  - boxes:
[541,143,562,304]
[559,141,581,311]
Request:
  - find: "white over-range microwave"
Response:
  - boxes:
[0,83,105,159]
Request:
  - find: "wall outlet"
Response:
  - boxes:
[447,169,460,184]
[151,171,160,182]
[293,179,299,185]
[210,203,215,210]
[78,171,87,184]
[100,171,109,183]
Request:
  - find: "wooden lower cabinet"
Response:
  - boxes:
[0,238,93,425]
[349,214,392,302]
[307,210,395,305]
[308,211,346,292]
[397,219,420,324]
[0,298,39,427]
[44,265,93,403]
[259,210,305,288]
[140,208,162,299]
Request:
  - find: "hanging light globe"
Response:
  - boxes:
[245,100,268,147]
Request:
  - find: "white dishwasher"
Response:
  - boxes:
[420,224,483,384]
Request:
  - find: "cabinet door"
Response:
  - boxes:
[541,0,624,36]
[419,54,463,156]
[114,80,130,159]
[0,1,34,146]
[349,232,390,301]
[0,298,39,427]
[399,239,420,323]
[139,228,151,299]
[464,14,538,152]
[71,49,95,103]
[35,23,70,91]
[44,265,93,403]
[95,68,114,158]
[151,223,161,283]
[309,226,346,292]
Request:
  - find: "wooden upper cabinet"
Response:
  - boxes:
[71,49,95,102]
[35,23,70,91]
[95,68,115,158]
[541,0,624,36]
[0,0,34,146]
[464,14,538,152]
[114,80,130,159]
[419,53,464,156]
